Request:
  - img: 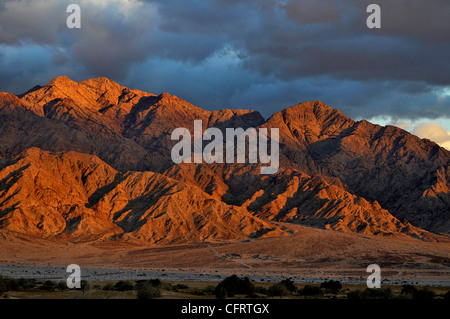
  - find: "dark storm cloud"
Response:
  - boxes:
[0,0,66,45]
[0,0,449,121]
[356,0,450,43]
[281,0,450,42]
[141,0,450,101]
[242,0,450,85]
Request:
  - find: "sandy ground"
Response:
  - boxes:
[1,223,450,286]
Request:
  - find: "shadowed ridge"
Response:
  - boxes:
[0,147,284,243]
[16,85,43,98]
[0,92,29,113]
[0,77,449,236]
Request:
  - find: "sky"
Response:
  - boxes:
[0,0,449,148]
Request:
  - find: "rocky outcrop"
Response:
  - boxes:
[0,148,281,243]
[0,76,448,242]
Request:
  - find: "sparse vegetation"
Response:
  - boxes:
[401,284,417,296]
[18,278,36,289]
[114,280,134,291]
[298,285,324,297]
[0,276,51,293]
[214,275,255,298]
[159,282,174,291]
[346,289,363,299]
[254,286,268,295]
[188,288,206,296]
[279,278,297,292]
[0,277,21,292]
[320,280,342,294]
[203,285,216,294]
[401,284,416,294]
[102,282,115,291]
[0,275,447,300]
[0,277,8,294]
[174,283,189,290]
[268,283,290,297]
[40,280,57,291]
[80,280,90,293]
[267,278,298,297]
[346,288,392,299]
[57,281,68,291]
[147,279,161,287]
[135,281,161,299]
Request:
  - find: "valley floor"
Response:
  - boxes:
[1,223,449,286]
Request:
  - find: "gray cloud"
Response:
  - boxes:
[0,0,449,122]
[0,0,67,44]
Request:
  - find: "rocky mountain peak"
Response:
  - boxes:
[0,76,449,242]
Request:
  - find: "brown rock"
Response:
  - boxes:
[0,76,448,242]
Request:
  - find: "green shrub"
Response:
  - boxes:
[136,282,161,299]
[298,285,324,297]
[266,279,298,297]
[57,281,68,291]
[7,278,20,291]
[268,283,289,297]
[102,283,115,290]
[136,279,163,288]
[18,278,37,289]
[159,282,173,290]
[320,280,342,294]
[279,279,297,292]
[346,289,363,299]
[114,280,134,291]
[214,275,255,298]
[40,280,57,291]
[0,277,8,294]
[401,285,417,295]
[0,277,22,292]
[80,280,90,293]
[148,279,161,287]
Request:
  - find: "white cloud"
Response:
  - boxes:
[413,122,450,150]
[386,119,412,131]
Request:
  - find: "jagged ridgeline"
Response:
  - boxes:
[0,76,449,243]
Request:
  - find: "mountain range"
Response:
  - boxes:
[0,76,449,244]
